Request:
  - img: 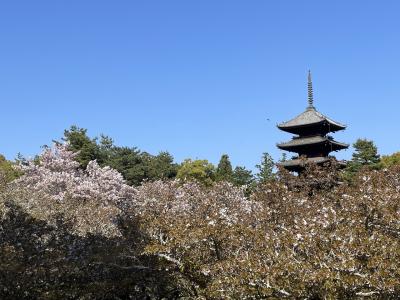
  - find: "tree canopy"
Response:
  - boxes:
[61,125,178,186]
[176,159,215,185]
[215,154,233,181]
[345,138,382,179]
[381,152,400,168]
[256,152,275,182]
[232,166,254,186]
[0,155,20,184]
[3,144,400,298]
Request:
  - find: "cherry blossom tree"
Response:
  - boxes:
[0,144,176,299]
[13,144,136,237]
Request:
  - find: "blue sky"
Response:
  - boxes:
[1,1,399,170]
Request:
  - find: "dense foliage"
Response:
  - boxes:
[344,139,382,180]
[62,126,179,186]
[61,126,256,187]
[215,154,233,181]
[176,159,216,186]
[381,152,400,168]
[0,154,20,183]
[256,152,275,182]
[0,145,179,299]
[1,136,400,298]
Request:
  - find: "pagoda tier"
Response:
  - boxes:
[279,156,330,172]
[277,107,346,135]
[276,71,348,173]
[279,156,347,172]
[277,135,348,157]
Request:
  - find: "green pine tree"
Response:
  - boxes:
[345,138,382,179]
[148,151,179,180]
[256,152,275,182]
[216,154,233,181]
[232,166,254,186]
[62,125,102,168]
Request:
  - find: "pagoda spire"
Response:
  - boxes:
[307,70,314,109]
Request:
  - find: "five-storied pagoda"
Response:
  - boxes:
[277,71,349,172]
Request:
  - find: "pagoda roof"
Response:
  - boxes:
[277,135,349,151]
[278,157,347,171]
[279,156,330,168]
[277,107,346,133]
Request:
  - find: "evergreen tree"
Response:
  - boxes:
[256,152,275,182]
[148,151,179,180]
[62,126,102,167]
[98,134,114,162]
[106,146,146,186]
[345,139,382,179]
[216,154,233,181]
[352,139,380,165]
[61,126,178,186]
[232,166,254,186]
[348,139,381,169]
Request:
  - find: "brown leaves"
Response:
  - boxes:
[2,155,400,298]
[136,166,400,298]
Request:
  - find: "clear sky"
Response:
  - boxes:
[1,1,399,170]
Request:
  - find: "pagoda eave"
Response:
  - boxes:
[277,107,346,134]
[278,157,346,172]
[277,121,346,135]
[277,136,349,152]
[278,157,330,171]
